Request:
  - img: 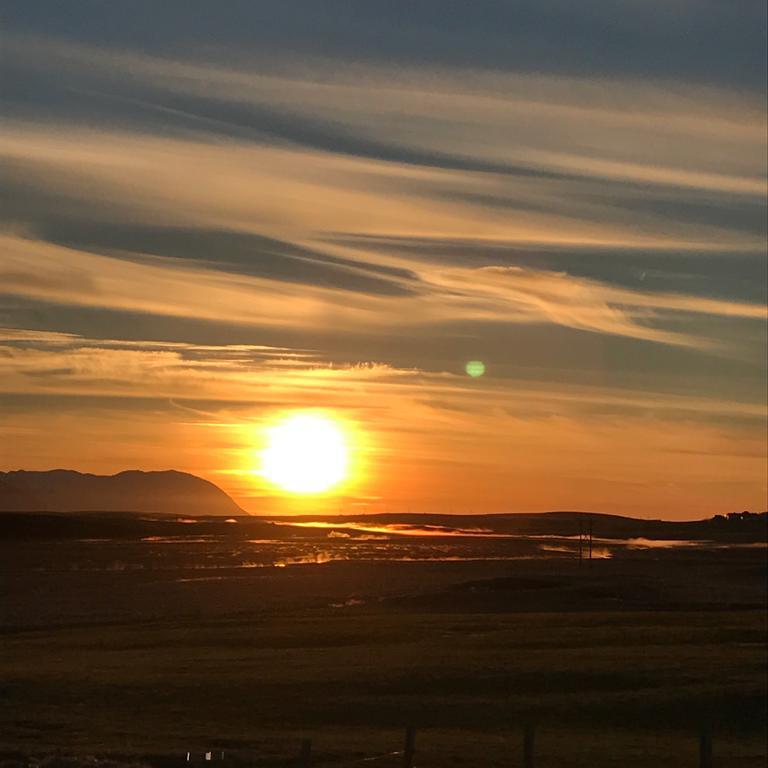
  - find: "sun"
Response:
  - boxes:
[260,412,350,494]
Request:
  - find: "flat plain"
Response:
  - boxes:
[1,538,766,767]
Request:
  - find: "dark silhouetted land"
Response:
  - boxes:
[0,470,244,516]
[0,504,765,766]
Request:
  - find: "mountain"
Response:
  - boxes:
[0,469,245,516]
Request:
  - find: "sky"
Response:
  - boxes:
[0,1,766,518]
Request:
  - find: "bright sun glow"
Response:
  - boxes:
[261,413,349,494]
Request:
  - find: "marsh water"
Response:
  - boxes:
[2,518,765,629]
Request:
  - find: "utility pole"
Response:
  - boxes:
[402,726,416,768]
[523,723,535,768]
[699,724,713,768]
[297,738,311,768]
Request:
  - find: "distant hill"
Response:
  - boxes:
[0,470,244,516]
[0,506,764,543]
[266,510,768,542]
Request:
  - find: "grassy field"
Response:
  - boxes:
[1,607,765,767]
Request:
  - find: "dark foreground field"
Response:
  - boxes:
[1,535,766,767]
[1,607,766,767]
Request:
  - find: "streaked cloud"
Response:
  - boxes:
[0,4,765,517]
[0,328,764,516]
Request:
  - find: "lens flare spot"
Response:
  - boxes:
[465,360,486,378]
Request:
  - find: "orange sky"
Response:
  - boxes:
[0,19,766,519]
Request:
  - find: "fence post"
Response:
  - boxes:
[402,725,416,768]
[297,738,312,767]
[699,724,712,768]
[523,723,535,768]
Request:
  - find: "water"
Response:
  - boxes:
[13,525,763,578]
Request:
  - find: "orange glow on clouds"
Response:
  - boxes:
[0,32,765,520]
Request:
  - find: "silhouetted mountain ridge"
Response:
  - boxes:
[0,469,244,516]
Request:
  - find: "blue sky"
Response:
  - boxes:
[0,1,766,516]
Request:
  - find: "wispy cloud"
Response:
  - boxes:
[1,328,763,421]
[0,326,765,516]
[0,14,765,517]
[0,228,762,354]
